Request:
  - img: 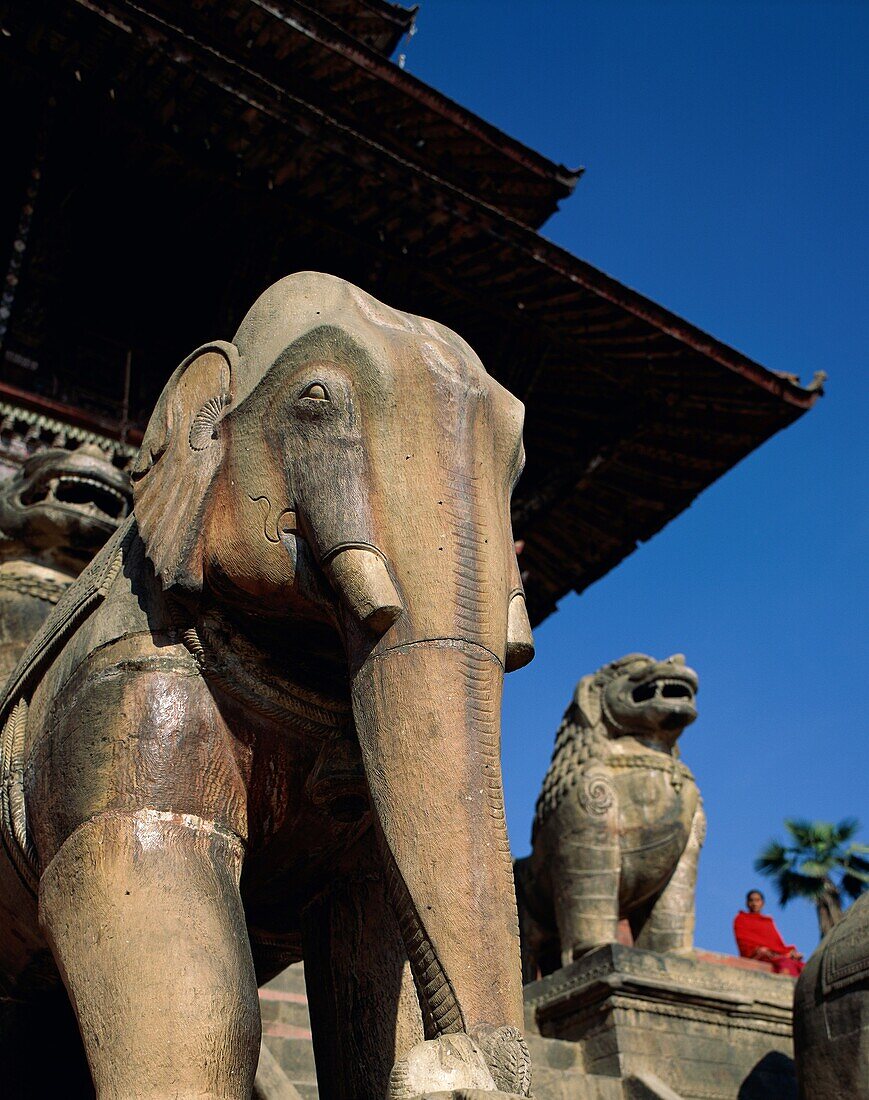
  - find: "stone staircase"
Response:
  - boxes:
[525,1034,622,1099]
[259,964,318,1099]
[260,965,626,1100]
[260,947,797,1099]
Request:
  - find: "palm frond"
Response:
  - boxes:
[835,817,861,843]
[779,869,826,906]
[841,873,868,900]
[755,842,790,875]
[799,859,835,878]
[785,819,816,847]
[758,819,866,911]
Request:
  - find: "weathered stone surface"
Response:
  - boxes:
[692,949,773,974]
[516,654,704,981]
[622,1072,684,1100]
[526,1033,622,1099]
[524,945,797,1100]
[388,1034,498,1097]
[263,966,630,1100]
[0,273,534,1096]
[408,1092,528,1099]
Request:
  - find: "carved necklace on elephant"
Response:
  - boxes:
[168,602,350,739]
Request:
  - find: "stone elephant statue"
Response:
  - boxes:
[515,653,704,980]
[794,891,868,1098]
[0,444,131,683]
[0,273,536,1100]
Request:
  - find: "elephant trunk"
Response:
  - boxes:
[350,636,523,1038]
[305,383,532,1046]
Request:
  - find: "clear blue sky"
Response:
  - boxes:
[402,1,867,955]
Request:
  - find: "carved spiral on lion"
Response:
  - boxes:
[576,769,615,816]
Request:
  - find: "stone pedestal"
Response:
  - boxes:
[412,1093,527,1099]
[523,945,797,1100]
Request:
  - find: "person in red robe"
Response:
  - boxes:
[734,890,805,976]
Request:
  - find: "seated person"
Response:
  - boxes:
[734,890,805,976]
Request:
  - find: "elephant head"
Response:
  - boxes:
[131,273,534,1062]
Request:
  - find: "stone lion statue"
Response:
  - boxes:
[0,444,131,683]
[515,653,705,980]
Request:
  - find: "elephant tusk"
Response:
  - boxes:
[505,591,534,671]
[325,547,404,636]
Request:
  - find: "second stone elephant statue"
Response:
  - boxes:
[0,272,535,1100]
[794,891,869,1099]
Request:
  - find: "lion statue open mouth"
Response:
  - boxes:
[0,444,132,682]
[515,653,705,980]
[602,652,698,735]
[0,445,130,563]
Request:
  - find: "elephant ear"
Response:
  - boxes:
[132,341,238,593]
[573,671,601,730]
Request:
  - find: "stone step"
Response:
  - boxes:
[260,965,317,1095]
[266,962,310,996]
[260,964,627,1100]
[260,1033,317,1084]
[526,1033,584,1073]
[259,987,316,1031]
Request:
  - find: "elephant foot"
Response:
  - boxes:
[388,1034,496,1097]
[469,1025,532,1096]
[388,1031,532,1100]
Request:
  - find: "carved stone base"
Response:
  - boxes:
[410,1093,526,1099]
[523,945,797,1100]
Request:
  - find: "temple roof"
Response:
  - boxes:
[0,0,821,624]
[310,0,419,59]
[2,0,578,230]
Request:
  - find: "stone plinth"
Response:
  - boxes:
[260,964,624,1100]
[412,1093,527,1099]
[524,945,797,1100]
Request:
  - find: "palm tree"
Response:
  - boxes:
[755,818,869,937]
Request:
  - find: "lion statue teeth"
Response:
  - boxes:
[515,652,705,979]
[0,445,131,685]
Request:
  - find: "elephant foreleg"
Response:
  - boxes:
[39,809,261,1100]
[635,800,706,953]
[300,842,424,1100]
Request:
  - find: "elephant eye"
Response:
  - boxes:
[301,382,330,402]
